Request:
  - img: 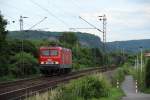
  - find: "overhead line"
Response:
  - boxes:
[46,0,80,32]
[29,0,69,27]
[69,27,95,30]
[28,17,47,30]
[79,16,103,32]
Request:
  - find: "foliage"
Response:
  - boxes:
[28,74,113,100]
[27,74,125,100]
[6,39,38,57]
[52,74,111,100]
[0,13,7,46]
[91,48,103,65]
[8,31,103,48]
[111,64,131,87]
[99,88,124,100]
[145,58,150,88]
[10,52,39,77]
[0,13,9,77]
[127,57,146,92]
[63,74,111,99]
[107,39,150,53]
[59,32,78,45]
[130,66,145,91]
[108,52,126,66]
[112,68,125,86]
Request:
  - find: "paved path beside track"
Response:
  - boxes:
[121,75,150,100]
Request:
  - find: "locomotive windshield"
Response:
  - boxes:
[50,50,58,56]
[41,50,49,56]
[41,49,58,56]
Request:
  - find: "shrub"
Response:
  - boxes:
[28,74,125,100]
[8,39,38,57]
[112,67,125,86]
[59,32,78,45]
[145,58,150,88]
[10,52,39,77]
[53,74,111,100]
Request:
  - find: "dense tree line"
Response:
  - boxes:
[0,14,39,78]
[0,14,9,76]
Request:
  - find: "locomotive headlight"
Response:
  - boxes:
[55,61,59,64]
[41,61,44,64]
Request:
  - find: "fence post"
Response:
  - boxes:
[135,80,138,93]
[117,80,119,88]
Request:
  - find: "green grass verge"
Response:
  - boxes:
[99,88,125,100]
[143,88,150,94]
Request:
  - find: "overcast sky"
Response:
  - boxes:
[0,0,150,42]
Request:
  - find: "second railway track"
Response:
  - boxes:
[0,67,114,100]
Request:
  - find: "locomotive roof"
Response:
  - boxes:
[40,46,71,51]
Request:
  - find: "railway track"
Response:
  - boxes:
[0,67,113,100]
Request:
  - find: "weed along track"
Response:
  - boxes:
[0,67,115,100]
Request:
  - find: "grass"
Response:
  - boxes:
[111,66,126,87]
[99,88,125,100]
[143,88,150,94]
[129,64,146,92]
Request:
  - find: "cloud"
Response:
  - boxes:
[1,0,150,41]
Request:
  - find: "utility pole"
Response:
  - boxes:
[19,16,28,31]
[19,15,28,76]
[98,15,107,65]
[98,14,107,50]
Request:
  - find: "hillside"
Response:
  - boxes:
[107,39,150,53]
[7,31,150,52]
[7,31,103,48]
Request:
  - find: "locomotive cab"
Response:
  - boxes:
[39,47,72,75]
[40,48,60,65]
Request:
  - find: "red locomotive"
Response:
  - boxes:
[39,46,72,75]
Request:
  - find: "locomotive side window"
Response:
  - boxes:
[41,50,49,56]
[50,50,58,56]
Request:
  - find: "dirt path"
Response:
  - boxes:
[121,75,150,100]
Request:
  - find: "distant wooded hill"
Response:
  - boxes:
[107,39,150,53]
[7,31,150,52]
[7,31,103,48]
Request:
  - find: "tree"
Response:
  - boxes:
[0,13,7,48]
[145,58,150,88]
[10,52,38,77]
[59,32,78,45]
[91,48,103,66]
[0,13,9,76]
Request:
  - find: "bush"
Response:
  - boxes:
[72,62,80,70]
[0,56,9,76]
[27,74,124,100]
[7,39,38,57]
[145,58,150,88]
[52,74,111,100]
[59,32,78,45]
[10,52,39,77]
[112,67,126,86]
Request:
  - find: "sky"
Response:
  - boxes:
[0,0,150,42]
